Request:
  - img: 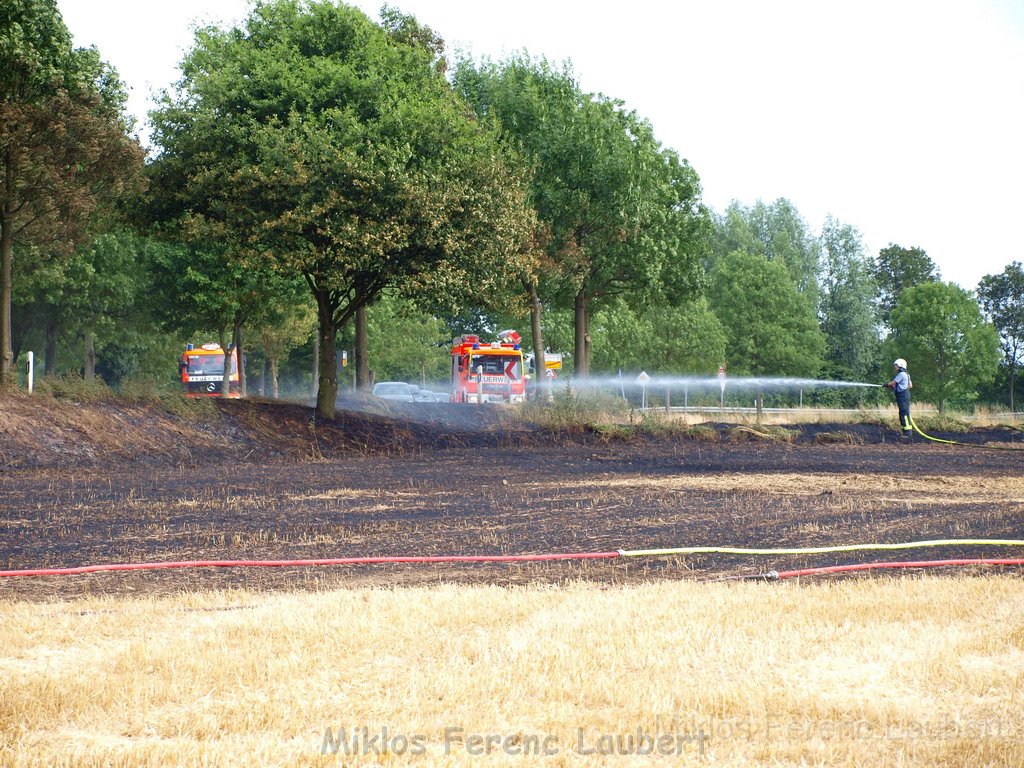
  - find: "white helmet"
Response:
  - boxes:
[893,358,907,369]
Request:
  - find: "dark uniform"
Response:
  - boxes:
[887,360,912,437]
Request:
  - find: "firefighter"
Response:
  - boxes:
[886,358,913,439]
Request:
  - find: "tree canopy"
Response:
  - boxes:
[453,54,708,377]
[710,199,821,300]
[5,2,1012,417]
[887,282,999,411]
[977,262,1024,411]
[146,0,534,416]
[588,297,726,375]
[819,217,879,384]
[1,0,143,384]
[873,244,940,327]
[707,250,824,377]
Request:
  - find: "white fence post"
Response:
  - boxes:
[27,351,34,394]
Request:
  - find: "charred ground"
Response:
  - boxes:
[1,392,1022,599]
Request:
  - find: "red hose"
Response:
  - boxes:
[774,558,1024,580]
[0,551,622,578]
[5,554,1024,581]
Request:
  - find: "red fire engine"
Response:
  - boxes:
[178,342,240,398]
[450,330,526,404]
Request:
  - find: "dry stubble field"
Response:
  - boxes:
[1,396,1023,765]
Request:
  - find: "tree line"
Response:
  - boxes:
[3,0,1022,416]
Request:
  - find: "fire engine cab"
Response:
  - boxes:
[179,342,240,398]
[450,330,526,404]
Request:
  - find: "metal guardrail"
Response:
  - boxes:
[635,406,1024,422]
[638,406,939,416]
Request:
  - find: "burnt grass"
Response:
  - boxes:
[1,397,1023,599]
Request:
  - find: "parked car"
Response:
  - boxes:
[371,382,416,402]
[413,388,437,402]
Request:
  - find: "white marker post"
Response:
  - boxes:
[717,365,727,411]
[27,351,34,393]
[636,371,650,409]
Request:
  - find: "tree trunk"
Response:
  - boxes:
[0,162,13,386]
[1010,359,1016,414]
[83,332,96,380]
[312,331,320,398]
[233,319,246,398]
[355,304,370,390]
[528,279,546,400]
[315,293,338,419]
[573,287,589,378]
[219,327,231,397]
[45,320,58,376]
[271,357,279,399]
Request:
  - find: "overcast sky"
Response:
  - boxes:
[57,0,1024,290]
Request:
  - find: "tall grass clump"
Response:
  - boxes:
[914,412,972,433]
[520,383,629,433]
[971,405,1024,429]
[629,410,692,437]
[118,374,218,421]
[33,373,116,402]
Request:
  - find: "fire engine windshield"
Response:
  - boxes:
[187,354,236,375]
[469,354,522,379]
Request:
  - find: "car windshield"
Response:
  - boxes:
[187,354,235,375]
[468,354,522,379]
[375,383,410,395]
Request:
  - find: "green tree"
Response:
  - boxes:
[255,301,317,398]
[819,217,880,384]
[12,228,145,379]
[58,230,142,380]
[454,55,707,378]
[887,282,999,411]
[366,295,450,385]
[872,244,940,327]
[452,57,573,377]
[1,0,143,384]
[707,250,825,377]
[710,199,821,300]
[10,246,65,373]
[148,0,533,417]
[977,262,1024,411]
[590,297,726,374]
[143,238,300,397]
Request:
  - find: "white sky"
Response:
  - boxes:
[57,0,1024,290]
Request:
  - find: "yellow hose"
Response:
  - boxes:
[909,415,1024,451]
[620,538,1024,557]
